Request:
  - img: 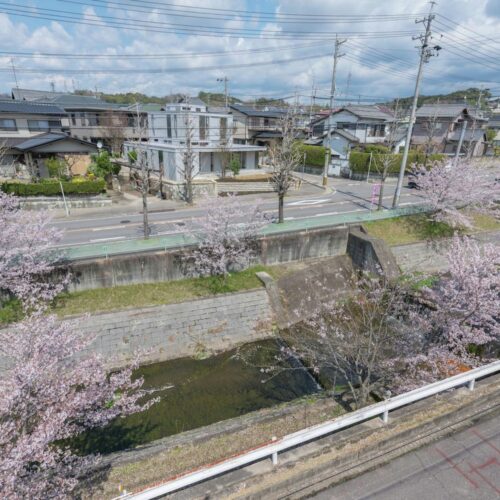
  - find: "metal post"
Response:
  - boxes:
[393,2,437,208]
[323,149,330,186]
[271,436,278,465]
[468,379,475,391]
[382,410,389,424]
[454,120,467,165]
[58,179,70,217]
[367,152,373,182]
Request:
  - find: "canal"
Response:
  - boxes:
[77,339,319,454]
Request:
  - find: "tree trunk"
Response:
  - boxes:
[377,179,386,211]
[185,180,193,205]
[278,193,284,223]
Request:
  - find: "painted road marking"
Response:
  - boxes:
[287,198,330,206]
[89,236,126,243]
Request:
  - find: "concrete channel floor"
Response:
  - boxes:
[313,411,500,500]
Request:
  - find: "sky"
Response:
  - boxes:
[0,0,498,104]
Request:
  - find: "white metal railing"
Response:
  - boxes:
[119,360,500,500]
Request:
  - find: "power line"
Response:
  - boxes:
[435,13,500,47]
[63,0,421,24]
[0,4,420,40]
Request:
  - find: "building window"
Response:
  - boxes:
[173,114,178,138]
[28,119,61,131]
[220,117,227,140]
[166,114,172,139]
[70,113,77,126]
[0,118,17,131]
[199,115,208,140]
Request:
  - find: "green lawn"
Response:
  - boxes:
[364,212,500,246]
[51,264,292,317]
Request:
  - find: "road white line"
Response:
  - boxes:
[89,236,126,243]
[91,225,125,231]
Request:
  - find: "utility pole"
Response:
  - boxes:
[217,76,229,109]
[392,1,440,208]
[10,58,19,90]
[454,120,467,165]
[329,35,347,110]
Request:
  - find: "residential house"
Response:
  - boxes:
[309,105,397,172]
[0,99,98,177]
[230,104,287,147]
[123,97,265,184]
[11,88,148,152]
[412,103,487,157]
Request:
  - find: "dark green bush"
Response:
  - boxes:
[1,178,106,196]
[349,151,445,173]
[294,143,328,168]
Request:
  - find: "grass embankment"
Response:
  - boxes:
[364,212,500,246]
[51,264,293,318]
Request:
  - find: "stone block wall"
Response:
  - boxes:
[76,288,273,368]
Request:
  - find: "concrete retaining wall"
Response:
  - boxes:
[0,289,273,371]
[67,226,350,291]
[18,195,112,210]
[347,227,400,279]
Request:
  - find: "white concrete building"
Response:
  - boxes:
[124,98,265,182]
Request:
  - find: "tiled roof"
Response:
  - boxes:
[416,103,485,120]
[447,129,486,142]
[339,105,394,121]
[35,94,122,110]
[0,99,66,115]
[230,104,286,118]
[13,132,98,151]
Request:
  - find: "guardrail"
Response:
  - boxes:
[121,359,500,500]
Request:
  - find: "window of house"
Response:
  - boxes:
[220,117,227,140]
[28,119,60,131]
[70,114,77,126]
[166,114,172,139]
[0,118,17,131]
[173,115,178,138]
[87,113,99,126]
[199,115,208,140]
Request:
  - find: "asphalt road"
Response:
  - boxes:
[51,178,425,246]
[312,411,500,500]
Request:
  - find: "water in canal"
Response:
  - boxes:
[77,339,319,454]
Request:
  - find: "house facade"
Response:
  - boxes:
[411,104,487,157]
[11,88,149,152]
[0,99,98,177]
[123,98,265,183]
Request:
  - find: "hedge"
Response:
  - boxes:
[349,151,445,174]
[1,178,106,196]
[294,143,328,168]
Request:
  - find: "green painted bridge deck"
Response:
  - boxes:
[59,205,428,261]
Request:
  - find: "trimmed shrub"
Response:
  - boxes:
[349,151,445,174]
[294,143,328,168]
[1,178,106,196]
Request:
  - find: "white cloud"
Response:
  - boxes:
[0,0,498,101]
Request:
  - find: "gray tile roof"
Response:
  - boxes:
[230,104,286,118]
[0,99,66,115]
[12,132,96,152]
[11,88,67,101]
[13,132,69,151]
[35,94,122,110]
[416,103,485,120]
[340,105,394,121]
[333,129,360,142]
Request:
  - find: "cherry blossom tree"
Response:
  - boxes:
[186,195,267,284]
[0,313,155,498]
[392,235,500,390]
[0,192,65,309]
[269,112,302,223]
[283,273,422,409]
[410,160,499,228]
